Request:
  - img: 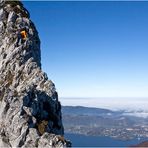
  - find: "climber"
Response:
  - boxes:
[16,30,27,46]
[20,30,27,40]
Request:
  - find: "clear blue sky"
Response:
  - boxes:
[23,1,148,98]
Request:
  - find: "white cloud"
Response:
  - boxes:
[60,97,148,112]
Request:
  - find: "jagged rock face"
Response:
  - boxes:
[0,1,70,147]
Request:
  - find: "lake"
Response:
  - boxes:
[65,133,148,147]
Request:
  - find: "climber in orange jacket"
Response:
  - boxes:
[20,30,27,39]
[16,29,27,46]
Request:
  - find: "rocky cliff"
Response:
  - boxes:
[0,0,70,147]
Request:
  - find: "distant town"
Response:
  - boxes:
[62,106,148,141]
[65,125,148,141]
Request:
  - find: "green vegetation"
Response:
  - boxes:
[5,70,14,87]
[0,89,5,101]
[13,90,18,97]
[37,120,48,135]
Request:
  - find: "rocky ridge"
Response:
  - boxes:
[0,0,70,147]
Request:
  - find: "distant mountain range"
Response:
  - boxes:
[62,105,114,116]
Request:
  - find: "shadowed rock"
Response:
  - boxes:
[0,0,71,147]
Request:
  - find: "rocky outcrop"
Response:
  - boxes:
[130,141,148,147]
[0,0,71,147]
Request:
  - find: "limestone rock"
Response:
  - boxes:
[0,0,71,147]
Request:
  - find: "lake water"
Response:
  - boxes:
[65,133,148,147]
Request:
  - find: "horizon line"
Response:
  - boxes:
[60,96,148,98]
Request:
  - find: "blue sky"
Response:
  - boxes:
[23,1,148,98]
